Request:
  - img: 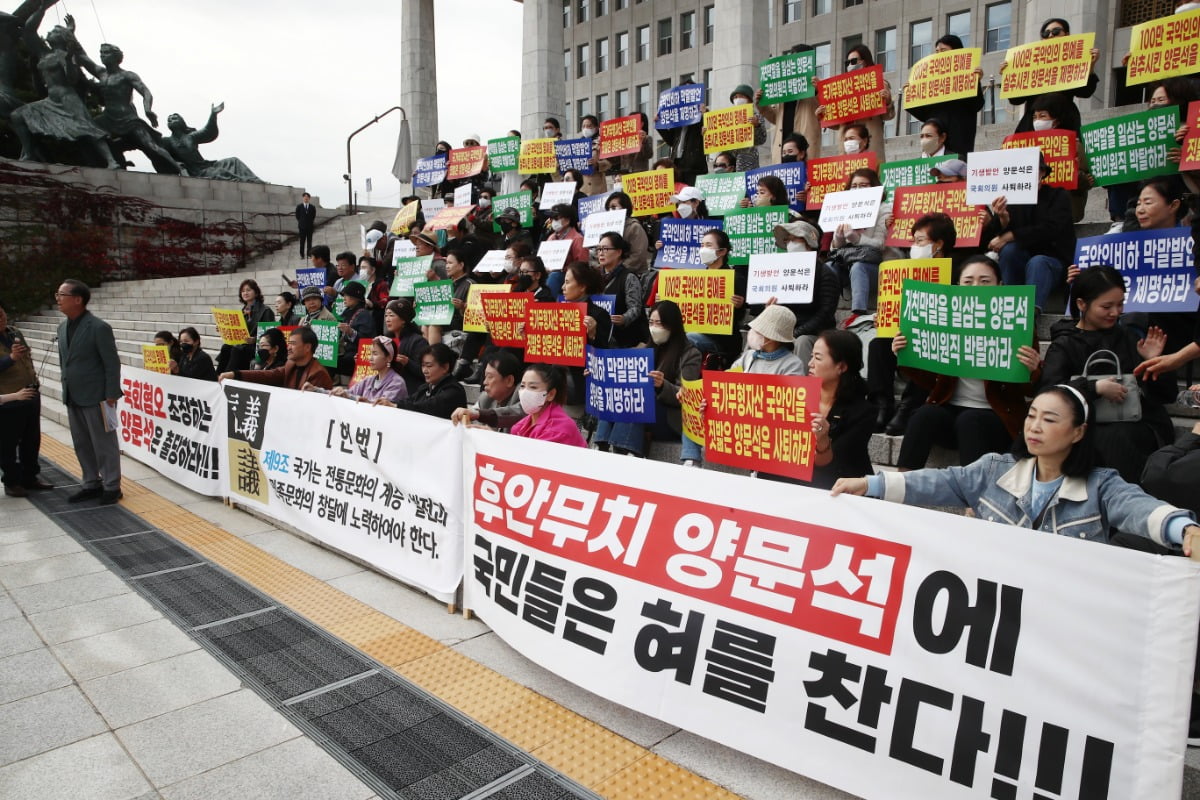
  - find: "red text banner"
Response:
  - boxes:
[481,293,533,348]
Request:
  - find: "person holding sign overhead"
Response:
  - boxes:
[903,35,984,156]
[726,84,768,171]
[771,220,839,368]
[758,44,823,161]
[603,192,651,275]
[816,45,895,163]
[1006,18,1100,135]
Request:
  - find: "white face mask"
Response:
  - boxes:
[732,96,749,105]
[843,139,862,154]
[1032,119,1055,131]
[582,127,597,138]
[712,164,729,173]
[677,202,694,219]
[919,136,940,155]
[478,197,491,209]
[551,219,565,232]
[753,193,771,207]
[519,388,548,415]
[910,243,934,260]
[504,259,518,274]
[747,330,767,351]
[358,268,370,281]
[542,128,556,137]
[698,246,719,265]
[649,327,670,345]
[786,241,808,253]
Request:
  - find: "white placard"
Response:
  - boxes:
[537,239,573,272]
[392,239,416,261]
[422,197,446,215]
[966,147,1040,207]
[359,224,367,251]
[582,209,628,247]
[817,185,885,231]
[452,184,472,208]
[540,181,577,210]
[474,249,510,274]
[746,251,817,304]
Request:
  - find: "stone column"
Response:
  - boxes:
[520,0,565,138]
[401,0,439,168]
[710,0,768,108]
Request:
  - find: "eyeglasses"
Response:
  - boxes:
[53,291,77,298]
[519,270,538,276]
[1041,27,1065,38]
[592,246,616,253]
[845,58,861,66]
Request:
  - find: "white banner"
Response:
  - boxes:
[463,430,1200,800]
[452,184,472,208]
[537,239,573,272]
[966,147,1040,207]
[474,250,509,274]
[540,181,577,210]
[582,209,627,247]
[746,252,817,304]
[817,185,885,231]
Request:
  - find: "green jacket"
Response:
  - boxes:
[57,311,123,406]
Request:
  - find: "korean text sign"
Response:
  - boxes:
[817,66,886,127]
[886,186,982,248]
[905,48,981,108]
[480,293,533,347]
[696,171,749,216]
[817,185,885,232]
[1127,9,1200,86]
[491,190,534,233]
[390,255,434,298]
[555,137,595,175]
[1000,33,1096,99]
[898,283,1036,382]
[141,344,170,374]
[679,376,705,446]
[759,50,817,104]
[656,83,705,129]
[1075,230,1200,313]
[463,284,512,333]
[524,302,586,366]
[348,340,373,388]
[518,138,557,174]
[1081,107,1180,187]
[425,205,473,233]
[747,252,817,305]
[703,105,755,154]
[704,372,820,481]
[1181,101,1200,171]
[745,163,808,212]
[1002,130,1078,190]
[657,269,734,334]
[414,153,448,187]
[879,156,956,199]
[390,200,420,235]
[875,259,952,337]
[624,168,676,216]
[487,136,520,172]
[310,320,339,367]
[806,154,877,209]
[585,346,655,423]
[656,219,723,269]
[724,205,791,265]
[211,308,251,346]
[599,115,643,160]
[582,209,627,247]
[446,146,486,181]
[413,280,454,327]
[965,148,1040,206]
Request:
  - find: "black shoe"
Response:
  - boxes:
[68,487,104,503]
[1188,695,1200,747]
[872,397,894,433]
[23,480,53,491]
[452,359,473,381]
[98,490,123,506]
[885,402,916,436]
[465,362,486,384]
[4,485,28,498]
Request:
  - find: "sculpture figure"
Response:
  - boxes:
[161,102,262,182]
[0,0,54,122]
[85,42,178,174]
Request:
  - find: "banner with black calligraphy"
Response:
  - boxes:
[657,269,734,335]
[817,66,886,127]
[1127,9,1200,86]
[1000,33,1095,99]
[1002,130,1078,190]
[886,186,982,248]
[806,154,877,210]
[480,293,533,348]
[585,346,655,424]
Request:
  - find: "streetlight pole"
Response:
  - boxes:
[345,106,409,215]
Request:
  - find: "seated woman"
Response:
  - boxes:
[252,327,287,371]
[771,220,839,367]
[797,330,875,489]
[216,279,275,374]
[451,351,525,432]
[174,327,216,381]
[515,255,554,303]
[510,363,587,447]
[273,291,301,327]
[833,384,1200,552]
[154,330,181,367]
[561,261,613,406]
[377,343,465,419]
[892,256,1043,470]
[328,336,408,404]
[831,169,890,318]
[382,299,430,397]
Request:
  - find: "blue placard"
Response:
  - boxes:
[656,218,724,268]
[414,153,448,187]
[555,137,595,175]
[577,192,613,223]
[656,83,706,130]
[1074,229,1199,313]
[584,345,655,423]
[561,294,616,315]
[745,162,808,213]
[296,268,326,292]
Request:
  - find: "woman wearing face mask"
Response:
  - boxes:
[679,229,747,368]
[710,152,736,175]
[1025,95,1090,223]
[513,256,553,302]
[509,364,587,447]
[1006,19,1100,134]
[546,203,589,265]
[916,119,949,158]
[817,45,895,162]
[770,220,839,368]
[578,114,610,196]
[425,140,454,199]
[383,299,429,396]
[598,112,653,178]
[174,327,216,381]
[726,85,768,171]
[902,36,983,155]
[327,336,409,404]
[669,186,710,221]
[831,169,893,318]
[501,242,533,287]
[469,188,498,247]
[358,256,390,333]
[603,191,651,275]
[840,124,871,158]
[743,174,790,209]
[273,292,301,327]
[251,327,287,371]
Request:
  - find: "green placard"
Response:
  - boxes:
[759,51,817,105]
[389,255,434,298]
[695,171,749,216]
[1081,107,1180,187]
[492,190,534,233]
[310,319,340,368]
[332,279,369,319]
[879,155,957,198]
[897,283,1035,382]
[413,280,454,326]
[488,136,521,173]
[723,205,790,266]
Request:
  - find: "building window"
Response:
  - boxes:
[658,18,673,56]
[563,0,570,28]
[704,5,715,44]
[596,38,609,73]
[812,0,831,17]
[578,98,591,121]
[783,1,802,22]
[615,0,627,9]
[657,78,672,101]
[680,11,695,50]
[910,20,933,65]
[843,35,862,66]
[616,88,630,116]
[577,43,589,78]
[637,25,649,61]
[845,0,863,6]
[596,93,609,121]
[616,31,629,68]
[986,2,1012,53]
[577,0,588,24]
[702,68,712,104]
[636,83,650,116]
[814,42,832,80]
[680,72,694,85]
[563,49,570,82]
[596,0,607,17]
[948,10,971,47]
[875,27,896,72]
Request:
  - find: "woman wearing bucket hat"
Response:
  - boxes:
[770,220,839,368]
[729,304,806,375]
[726,84,767,172]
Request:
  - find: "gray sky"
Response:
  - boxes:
[58,0,523,208]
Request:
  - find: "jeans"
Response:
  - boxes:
[849,261,879,314]
[680,431,703,462]
[687,332,718,353]
[997,243,1064,311]
[593,420,646,455]
[896,404,1012,470]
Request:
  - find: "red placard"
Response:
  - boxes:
[524,302,586,366]
[885,185,983,248]
[348,340,374,387]
[1180,100,1200,171]
[702,371,821,482]
[480,292,533,348]
[805,153,878,209]
[599,115,643,160]
[817,65,887,127]
[446,146,487,181]
[1002,130,1079,189]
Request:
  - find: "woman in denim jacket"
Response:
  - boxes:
[832,385,1200,553]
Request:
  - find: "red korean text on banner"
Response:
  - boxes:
[1181,100,1200,171]
[806,153,877,209]
[817,65,887,128]
[348,340,374,387]
[446,146,487,181]
[471,453,912,654]
[480,293,533,348]
[885,184,983,248]
[703,371,821,483]
[1002,130,1078,189]
[599,115,643,160]
[524,302,586,366]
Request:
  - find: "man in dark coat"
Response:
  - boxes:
[296,192,316,258]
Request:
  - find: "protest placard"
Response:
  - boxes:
[585,346,655,423]
[723,205,791,265]
[446,146,486,181]
[141,344,170,374]
[389,255,434,297]
[413,280,454,326]
[295,267,326,296]
[905,48,981,109]
[487,136,520,172]
[524,302,586,366]
[898,283,1035,382]
[656,82,705,129]
[703,105,756,154]
[745,163,808,212]
[421,198,446,216]
[1181,101,1200,171]
[425,204,473,232]
[806,153,877,209]
[696,171,749,215]
[1127,9,1200,86]
[817,185,885,231]
[886,185,983,248]
[582,209,628,247]
[212,308,251,346]
[536,239,572,273]
[657,269,734,334]
[463,284,512,333]
[518,137,557,174]
[599,115,643,160]
[679,376,705,445]
[577,192,613,223]
[759,50,817,105]
[389,200,420,234]
[310,319,339,367]
[879,156,956,198]
[705,371,820,481]
[1081,106,1180,187]
[656,218,721,268]
[451,184,471,209]
[624,168,675,216]
[413,153,448,187]
[1002,130,1079,189]
[1000,33,1095,99]
[747,252,818,304]
[555,137,595,175]
[966,148,1040,206]
[540,181,577,210]
[480,293,533,348]
[875,258,952,337]
[817,65,887,127]
[491,190,534,233]
[348,340,374,387]
[1075,230,1200,313]
[473,250,509,274]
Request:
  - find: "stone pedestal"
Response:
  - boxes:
[710,0,768,110]
[401,0,440,166]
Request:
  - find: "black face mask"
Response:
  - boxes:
[179,342,194,354]
[498,221,514,233]
[781,153,798,163]
[256,348,271,363]
[515,275,534,292]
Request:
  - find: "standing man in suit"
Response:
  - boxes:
[56,280,123,505]
[296,192,316,258]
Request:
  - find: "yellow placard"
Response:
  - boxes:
[623,168,675,217]
[905,48,981,109]
[680,377,705,446]
[1000,33,1095,100]
[518,137,557,174]
[702,104,755,154]
[1128,10,1200,86]
[463,283,512,333]
[141,344,171,374]
[875,259,952,337]
[211,307,251,346]
[657,269,734,335]
[390,200,419,235]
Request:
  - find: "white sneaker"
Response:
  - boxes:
[1107,220,1126,234]
[681,459,698,468]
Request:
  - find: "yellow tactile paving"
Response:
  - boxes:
[38,435,739,799]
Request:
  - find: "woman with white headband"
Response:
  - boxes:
[831,384,1200,554]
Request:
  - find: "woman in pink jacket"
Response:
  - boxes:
[510,364,587,448]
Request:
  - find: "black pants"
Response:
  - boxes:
[298,228,313,257]
[866,337,926,407]
[896,404,1012,470]
[0,396,41,487]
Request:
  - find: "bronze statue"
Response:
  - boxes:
[84,43,178,174]
[0,0,54,122]
[161,102,262,182]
